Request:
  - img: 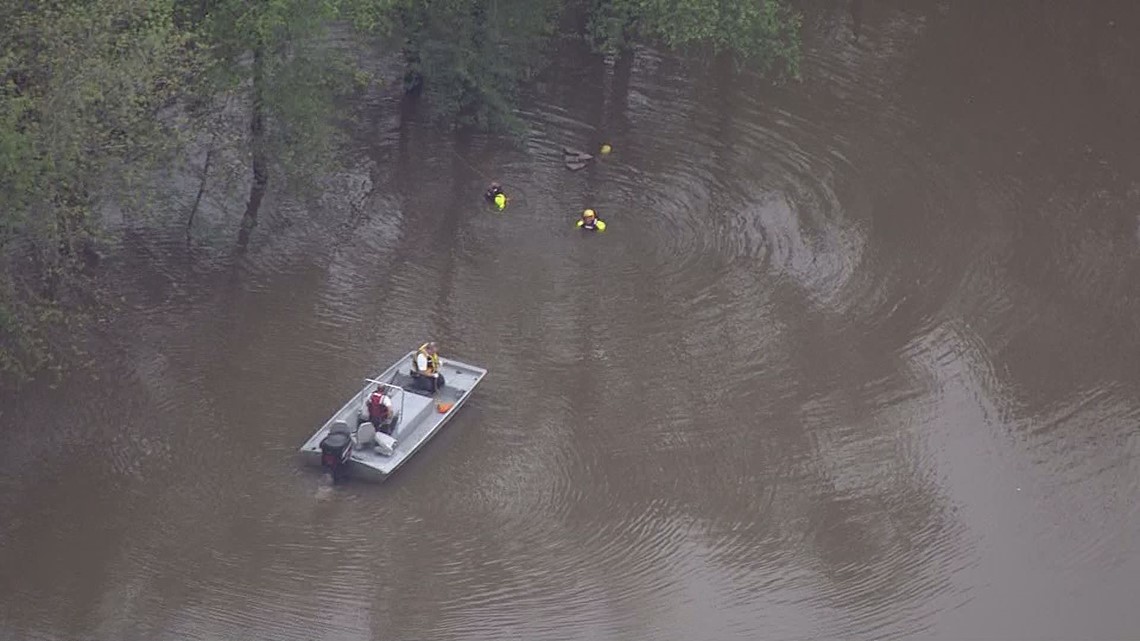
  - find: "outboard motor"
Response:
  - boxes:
[319,430,353,482]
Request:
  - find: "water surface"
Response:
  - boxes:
[2,2,1139,640]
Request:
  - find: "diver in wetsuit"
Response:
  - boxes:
[484,183,506,210]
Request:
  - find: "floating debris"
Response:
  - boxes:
[562,146,595,170]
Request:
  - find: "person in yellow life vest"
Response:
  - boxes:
[411,341,445,393]
[576,208,606,231]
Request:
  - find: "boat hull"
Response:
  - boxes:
[299,352,487,482]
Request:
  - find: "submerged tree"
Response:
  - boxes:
[371,0,801,130]
[588,0,801,76]
[179,0,364,247]
[0,0,195,379]
[376,0,563,132]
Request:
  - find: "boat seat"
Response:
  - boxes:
[356,423,376,450]
[329,420,352,436]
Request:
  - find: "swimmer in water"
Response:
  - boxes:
[484,182,507,210]
[576,208,606,231]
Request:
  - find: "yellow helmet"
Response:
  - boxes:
[583,209,596,219]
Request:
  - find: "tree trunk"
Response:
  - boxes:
[187,145,213,242]
[238,46,268,248]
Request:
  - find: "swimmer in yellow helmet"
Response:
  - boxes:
[576,208,606,231]
[484,182,507,211]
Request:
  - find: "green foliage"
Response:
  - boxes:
[183,0,363,198]
[0,0,379,379]
[0,0,195,381]
[341,0,398,34]
[379,0,562,132]
[0,0,803,381]
[359,0,800,131]
[589,0,801,77]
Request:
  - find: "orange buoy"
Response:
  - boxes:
[436,402,454,413]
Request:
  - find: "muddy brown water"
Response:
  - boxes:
[3,3,1140,640]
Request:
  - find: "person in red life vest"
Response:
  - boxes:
[367,386,396,434]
